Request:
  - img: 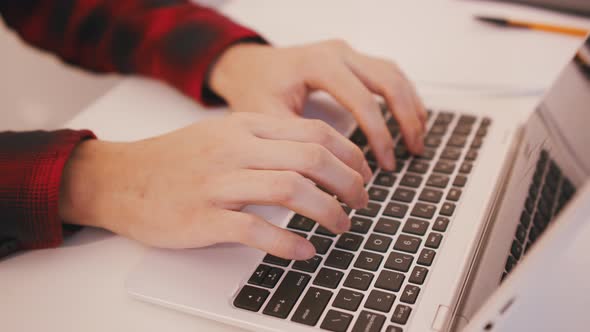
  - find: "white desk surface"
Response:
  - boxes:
[2,1,590,331]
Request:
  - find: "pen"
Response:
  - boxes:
[475,15,589,37]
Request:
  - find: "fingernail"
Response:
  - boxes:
[361,161,373,183]
[383,148,395,171]
[295,241,315,260]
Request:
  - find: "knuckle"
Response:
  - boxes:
[274,171,305,204]
[308,119,333,145]
[302,144,328,173]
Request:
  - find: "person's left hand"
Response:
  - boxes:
[208,40,427,171]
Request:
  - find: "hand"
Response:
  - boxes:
[209,40,427,170]
[59,113,372,260]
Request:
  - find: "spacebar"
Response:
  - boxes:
[262,271,310,318]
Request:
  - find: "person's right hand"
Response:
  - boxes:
[58,113,371,260]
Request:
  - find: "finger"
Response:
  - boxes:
[220,210,316,260]
[305,62,396,170]
[246,139,369,209]
[345,53,425,154]
[243,114,372,182]
[210,169,352,235]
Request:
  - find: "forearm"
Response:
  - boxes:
[0,0,265,104]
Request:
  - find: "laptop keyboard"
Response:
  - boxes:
[501,149,576,282]
[233,107,491,332]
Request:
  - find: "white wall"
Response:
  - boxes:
[0,23,120,131]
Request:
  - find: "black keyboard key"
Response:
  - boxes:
[291,287,332,326]
[465,149,478,161]
[313,267,344,289]
[447,135,467,148]
[424,134,442,148]
[505,255,516,273]
[352,311,386,332]
[263,271,310,318]
[481,117,492,127]
[427,174,450,188]
[511,240,523,260]
[453,175,467,187]
[262,267,285,288]
[248,264,271,286]
[364,234,392,252]
[454,124,472,136]
[342,205,352,216]
[515,224,526,244]
[384,202,409,218]
[400,174,423,188]
[520,210,531,227]
[441,148,461,161]
[458,114,476,125]
[365,290,396,313]
[375,270,405,292]
[368,187,389,202]
[336,233,364,252]
[408,160,430,174]
[409,266,428,285]
[392,188,416,203]
[309,235,333,254]
[447,188,462,202]
[433,216,450,232]
[471,137,483,149]
[357,202,382,218]
[391,305,412,325]
[333,289,364,312]
[350,216,372,234]
[293,256,322,273]
[435,112,454,124]
[403,218,429,236]
[344,269,374,291]
[440,202,456,216]
[429,124,448,135]
[394,234,422,253]
[325,249,354,269]
[321,310,353,332]
[368,161,378,173]
[387,325,404,332]
[476,126,488,137]
[395,145,411,160]
[417,148,436,161]
[425,232,443,249]
[366,150,377,162]
[459,162,472,174]
[411,202,437,219]
[374,218,401,235]
[434,161,456,174]
[316,226,337,237]
[355,251,384,271]
[419,188,443,203]
[529,226,540,243]
[375,172,397,187]
[417,248,436,266]
[400,284,420,304]
[350,129,367,147]
[288,214,315,231]
[234,285,270,312]
[385,251,414,272]
[263,254,291,267]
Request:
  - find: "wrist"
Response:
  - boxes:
[208,43,271,102]
[58,139,113,230]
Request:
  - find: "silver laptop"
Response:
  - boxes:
[113,37,589,332]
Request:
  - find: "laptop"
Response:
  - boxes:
[493,0,590,17]
[66,36,590,331]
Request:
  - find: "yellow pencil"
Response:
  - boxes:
[476,15,589,37]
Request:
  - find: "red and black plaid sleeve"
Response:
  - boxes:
[0,0,266,104]
[0,0,266,255]
[0,130,95,252]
